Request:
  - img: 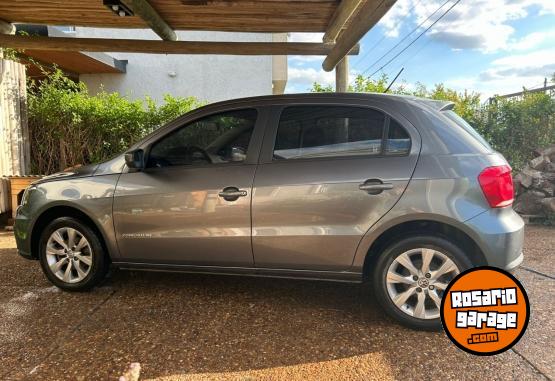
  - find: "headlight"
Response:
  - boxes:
[20,185,36,206]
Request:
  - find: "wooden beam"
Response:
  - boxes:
[335,57,349,92]
[130,0,177,41]
[323,0,363,43]
[0,34,360,56]
[0,0,337,33]
[322,0,396,71]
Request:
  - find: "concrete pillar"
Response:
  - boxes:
[0,19,15,36]
[272,33,288,95]
[335,56,349,92]
[0,20,30,176]
[0,19,15,59]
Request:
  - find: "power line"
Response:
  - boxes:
[400,37,433,67]
[359,0,453,77]
[352,0,423,69]
[367,0,462,78]
[380,37,432,92]
[390,36,433,78]
[353,36,387,69]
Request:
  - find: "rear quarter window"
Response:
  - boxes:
[442,110,493,151]
[386,119,411,155]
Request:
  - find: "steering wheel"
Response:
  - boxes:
[186,146,212,163]
[147,145,212,168]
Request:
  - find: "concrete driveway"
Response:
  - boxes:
[0,226,553,381]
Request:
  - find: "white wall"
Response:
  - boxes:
[76,28,273,103]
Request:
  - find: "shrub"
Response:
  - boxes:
[482,93,555,170]
[27,70,203,174]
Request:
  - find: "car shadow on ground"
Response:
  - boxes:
[0,229,550,380]
[28,269,538,380]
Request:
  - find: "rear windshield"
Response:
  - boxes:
[442,110,493,151]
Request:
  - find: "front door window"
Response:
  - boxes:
[147,109,257,168]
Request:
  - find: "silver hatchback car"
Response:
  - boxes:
[14,93,524,330]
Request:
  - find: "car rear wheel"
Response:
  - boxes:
[373,236,472,331]
[39,217,109,291]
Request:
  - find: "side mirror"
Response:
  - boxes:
[124,149,145,170]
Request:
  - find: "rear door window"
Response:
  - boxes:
[273,106,386,160]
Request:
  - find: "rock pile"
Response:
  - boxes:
[513,145,555,218]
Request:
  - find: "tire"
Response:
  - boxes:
[39,217,109,291]
[373,235,472,331]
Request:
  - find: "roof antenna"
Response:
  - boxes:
[384,67,404,93]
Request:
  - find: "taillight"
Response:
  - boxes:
[478,165,514,208]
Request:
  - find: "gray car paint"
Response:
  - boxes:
[14,93,524,281]
[251,100,420,271]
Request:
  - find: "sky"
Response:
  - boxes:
[285,0,555,99]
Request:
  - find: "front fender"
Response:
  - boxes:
[14,174,121,260]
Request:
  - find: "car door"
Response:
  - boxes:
[252,102,420,271]
[113,107,264,266]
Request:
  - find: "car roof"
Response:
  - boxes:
[204,92,455,112]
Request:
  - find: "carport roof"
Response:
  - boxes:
[0,0,397,71]
[5,0,338,33]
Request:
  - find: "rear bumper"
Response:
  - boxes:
[504,251,524,272]
[465,207,525,270]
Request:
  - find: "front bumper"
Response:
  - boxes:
[464,207,525,271]
[17,249,34,260]
[14,205,35,260]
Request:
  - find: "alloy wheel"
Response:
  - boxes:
[45,227,93,284]
[385,248,460,320]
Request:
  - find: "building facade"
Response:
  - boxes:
[74,28,287,103]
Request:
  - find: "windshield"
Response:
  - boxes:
[442,110,493,151]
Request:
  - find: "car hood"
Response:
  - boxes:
[33,155,126,184]
[33,163,100,184]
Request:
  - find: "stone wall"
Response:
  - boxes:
[513,145,555,218]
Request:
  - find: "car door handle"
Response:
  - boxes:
[359,180,393,194]
[218,187,248,201]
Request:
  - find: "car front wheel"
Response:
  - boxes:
[39,217,109,291]
[373,236,472,330]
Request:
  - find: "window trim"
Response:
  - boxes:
[142,107,261,171]
[268,104,411,163]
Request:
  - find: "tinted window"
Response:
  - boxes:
[443,110,493,151]
[147,109,257,168]
[274,106,385,160]
[386,119,411,155]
